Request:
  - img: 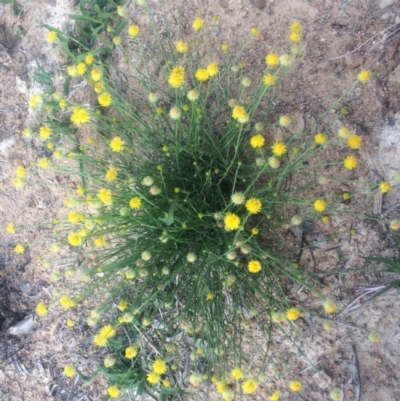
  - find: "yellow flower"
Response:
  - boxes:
[248,260,262,273]
[343,155,357,170]
[263,73,276,86]
[175,40,188,53]
[290,32,301,42]
[22,128,32,137]
[85,54,94,65]
[93,236,105,247]
[269,390,281,400]
[357,69,370,84]
[94,334,108,347]
[265,53,280,67]
[107,386,120,398]
[192,18,204,31]
[289,380,302,392]
[206,293,214,300]
[252,227,259,235]
[77,62,86,75]
[242,378,258,394]
[329,388,342,401]
[347,134,362,150]
[66,319,75,327]
[29,94,42,107]
[39,126,52,140]
[216,381,227,394]
[168,66,185,88]
[232,105,249,123]
[36,303,48,316]
[207,62,219,77]
[118,300,127,311]
[290,21,302,33]
[91,68,103,81]
[379,181,391,194]
[279,115,291,127]
[64,365,76,378]
[189,373,203,386]
[47,31,57,43]
[195,68,209,82]
[125,345,138,359]
[314,199,326,213]
[105,167,118,181]
[98,92,112,107]
[6,223,15,234]
[38,157,49,169]
[68,211,80,225]
[94,82,104,93]
[231,367,244,380]
[129,24,140,36]
[187,89,199,101]
[68,232,82,247]
[250,134,265,148]
[104,356,116,368]
[389,219,400,230]
[97,188,112,205]
[147,371,161,384]
[314,132,326,145]
[163,380,171,387]
[287,307,300,321]
[129,196,142,210]
[245,198,262,214]
[231,192,245,205]
[250,26,259,35]
[152,359,167,374]
[323,299,337,314]
[221,43,229,51]
[67,65,77,77]
[224,212,240,231]
[70,107,90,126]
[59,296,76,309]
[271,142,286,157]
[13,177,25,189]
[110,136,125,152]
[169,107,181,120]
[338,127,350,138]
[14,244,25,254]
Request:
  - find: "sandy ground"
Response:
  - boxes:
[1,0,400,400]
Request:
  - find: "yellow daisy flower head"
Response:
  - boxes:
[91,68,103,82]
[93,236,105,247]
[389,219,400,231]
[245,198,262,214]
[59,295,76,309]
[338,127,350,138]
[207,62,219,77]
[105,167,118,182]
[269,390,281,401]
[287,307,300,320]
[195,68,209,82]
[206,292,214,300]
[271,142,287,157]
[323,299,337,314]
[76,62,86,75]
[263,73,276,86]
[70,107,90,126]
[168,65,185,88]
[94,82,104,93]
[216,381,227,394]
[221,43,229,51]
[347,134,361,150]
[252,227,259,235]
[357,69,370,84]
[224,212,240,231]
[231,192,245,205]
[279,115,291,127]
[314,132,326,145]
[130,196,142,210]
[110,136,125,152]
[107,386,120,398]
[289,380,302,392]
[129,24,140,37]
[231,367,244,380]
[250,134,265,148]
[169,107,181,120]
[290,31,301,42]
[232,105,249,123]
[68,232,82,247]
[379,181,391,194]
[314,199,326,213]
[29,93,43,108]
[36,302,48,316]
[98,92,112,107]
[118,300,128,311]
[152,359,167,374]
[248,260,262,273]
[242,378,258,394]
[189,372,203,386]
[113,36,122,46]
[85,54,94,65]
[290,21,302,33]
[265,53,280,67]
[147,371,161,384]
[16,165,26,178]
[47,31,57,44]
[175,40,189,53]
[64,365,76,378]
[343,155,357,170]
[66,319,75,327]
[98,188,112,205]
[68,210,80,225]
[6,223,15,234]
[125,345,138,359]
[187,89,199,101]
[14,243,25,254]
[104,356,116,368]
[39,125,52,140]
[192,18,204,31]
[250,26,259,36]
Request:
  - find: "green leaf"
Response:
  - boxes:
[12,0,20,16]
[160,387,185,395]
[0,0,13,4]
[69,14,100,23]
[159,196,178,226]
[114,19,127,36]
[362,256,400,272]
[64,76,72,96]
